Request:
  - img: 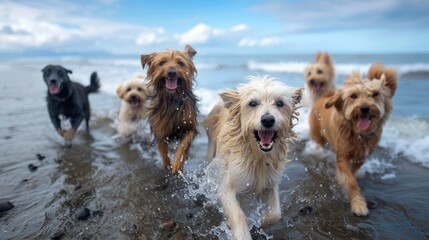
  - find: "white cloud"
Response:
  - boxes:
[136,28,167,46]
[230,24,248,32]
[178,23,248,44]
[179,23,225,44]
[238,37,281,47]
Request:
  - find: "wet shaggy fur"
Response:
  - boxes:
[309,63,397,216]
[302,52,335,107]
[116,73,149,138]
[203,76,302,239]
[140,45,198,174]
[42,65,100,146]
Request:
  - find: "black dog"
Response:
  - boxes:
[42,65,100,145]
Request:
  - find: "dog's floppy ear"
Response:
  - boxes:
[219,90,239,109]
[116,84,123,99]
[184,44,197,58]
[368,63,397,97]
[64,68,72,74]
[141,54,153,69]
[41,65,52,72]
[325,91,343,111]
[293,88,303,105]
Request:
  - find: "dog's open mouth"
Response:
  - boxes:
[49,85,60,94]
[356,114,371,131]
[311,82,323,93]
[254,129,277,152]
[129,97,140,107]
[165,77,178,91]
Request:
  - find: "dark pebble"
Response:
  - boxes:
[4,136,11,140]
[366,199,378,209]
[0,201,15,212]
[250,226,272,240]
[186,212,193,219]
[159,219,176,230]
[148,177,169,191]
[28,164,38,172]
[75,208,91,220]
[21,179,29,183]
[193,194,207,207]
[54,158,63,164]
[92,210,103,217]
[298,206,314,215]
[36,153,46,161]
[74,184,82,191]
[50,231,65,240]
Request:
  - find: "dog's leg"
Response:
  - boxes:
[336,156,368,216]
[220,178,251,240]
[49,112,64,136]
[171,131,195,174]
[157,140,171,170]
[261,185,281,227]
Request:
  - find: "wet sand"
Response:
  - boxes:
[1,61,428,239]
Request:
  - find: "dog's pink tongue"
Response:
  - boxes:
[357,116,371,131]
[258,130,274,146]
[49,85,59,94]
[166,78,177,90]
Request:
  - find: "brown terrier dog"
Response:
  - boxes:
[309,63,397,216]
[302,52,335,106]
[140,45,198,174]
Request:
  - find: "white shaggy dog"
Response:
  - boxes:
[116,73,149,138]
[203,75,302,239]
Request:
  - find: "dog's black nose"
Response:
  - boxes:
[167,70,176,78]
[50,79,57,85]
[309,79,315,85]
[261,113,275,128]
[130,95,137,101]
[360,106,370,114]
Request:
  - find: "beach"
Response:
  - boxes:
[1,55,429,239]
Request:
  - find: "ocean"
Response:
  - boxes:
[0,54,428,239]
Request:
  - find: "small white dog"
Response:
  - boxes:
[203,75,302,239]
[116,73,149,138]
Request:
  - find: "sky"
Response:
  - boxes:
[0,0,428,57]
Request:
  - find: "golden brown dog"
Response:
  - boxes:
[116,73,149,138]
[309,63,397,216]
[302,52,335,106]
[204,75,302,239]
[140,45,198,174]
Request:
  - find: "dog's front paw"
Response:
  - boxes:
[63,129,76,141]
[261,211,281,227]
[57,129,66,136]
[351,196,369,216]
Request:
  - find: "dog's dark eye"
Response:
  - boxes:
[159,61,166,66]
[137,87,142,92]
[351,94,358,99]
[248,101,258,107]
[58,71,63,77]
[126,88,131,92]
[276,100,284,107]
[317,69,323,74]
[178,61,184,67]
[372,92,379,97]
[307,71,311,76]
